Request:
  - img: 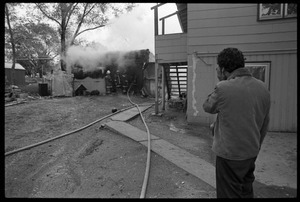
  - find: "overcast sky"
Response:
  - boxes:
[78,3,182,54]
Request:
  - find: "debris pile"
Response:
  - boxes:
[5,84,52,107]
[5,85,22,103]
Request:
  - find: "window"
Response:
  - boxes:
[285,3,297,18]
[258,3,297,21]
[245,62,270,90]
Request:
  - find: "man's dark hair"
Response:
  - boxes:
[217,48,245,73]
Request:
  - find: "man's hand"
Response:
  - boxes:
[210,122,215,136]
[216,67,226,81]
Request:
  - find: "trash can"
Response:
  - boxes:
[39,83,48,96]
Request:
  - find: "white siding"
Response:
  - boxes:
[245,53,297,132]
[155,33,187,63]
[186,3,297,132]
[187,4,297,54]
[187,52,297,132]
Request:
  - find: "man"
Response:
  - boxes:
[202,48,270,198]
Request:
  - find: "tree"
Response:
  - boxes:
[5,3,18,85]
[33,3,136,71]
[12,22,60,77]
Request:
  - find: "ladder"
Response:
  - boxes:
[164,63,187,99]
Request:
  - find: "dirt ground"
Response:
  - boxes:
[4,94,297,198]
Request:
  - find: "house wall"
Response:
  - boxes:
[187,52,297,132]
[186,3,297,132]
[155,33,187,63]
[187,4,297,53]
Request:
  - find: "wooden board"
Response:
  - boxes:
[105,120,216,188]
[140,139,216,188]
[105,121,160,142]
[110,105,152,122]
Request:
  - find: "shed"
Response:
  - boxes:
[5,62,26,86]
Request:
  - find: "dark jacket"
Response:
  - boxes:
[203,67,270,160]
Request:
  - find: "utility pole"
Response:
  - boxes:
[162,65,165,110]
[154,61,159,114]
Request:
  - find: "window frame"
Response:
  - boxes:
[245,61,271,90]
[257,3,297,21]
[284,3,297,18]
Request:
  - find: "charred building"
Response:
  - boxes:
[72,49,153,95]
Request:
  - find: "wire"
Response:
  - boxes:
[127,84,153,199]
[4,104,135,157]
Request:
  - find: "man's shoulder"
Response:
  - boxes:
[216,80,232,90]
[216,80,227,87]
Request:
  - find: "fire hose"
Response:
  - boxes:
[5,84,160,198]
[127,83,152,199]
[4,104,135,157]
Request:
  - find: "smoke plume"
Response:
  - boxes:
[65,45,147,73]
[64,3,156,73]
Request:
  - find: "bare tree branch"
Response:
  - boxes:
[35,3,61,26]
[69,3,99,45]
[76,24,106,37]
[69,3,89,45]
[65,3,78,28]
[84,3,97,17]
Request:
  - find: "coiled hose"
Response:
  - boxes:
[127,84,152,199]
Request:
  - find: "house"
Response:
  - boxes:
[152,3,297,132]
[5,62,26,86]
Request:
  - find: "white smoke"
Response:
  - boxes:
[64,3,179,73]
[102,3,155,52]
[65,45,104,72]
[77,3,155,52]
[64,3,157,73]
[65,46,138,73]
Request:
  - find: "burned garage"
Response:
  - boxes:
[71,49,153,96]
